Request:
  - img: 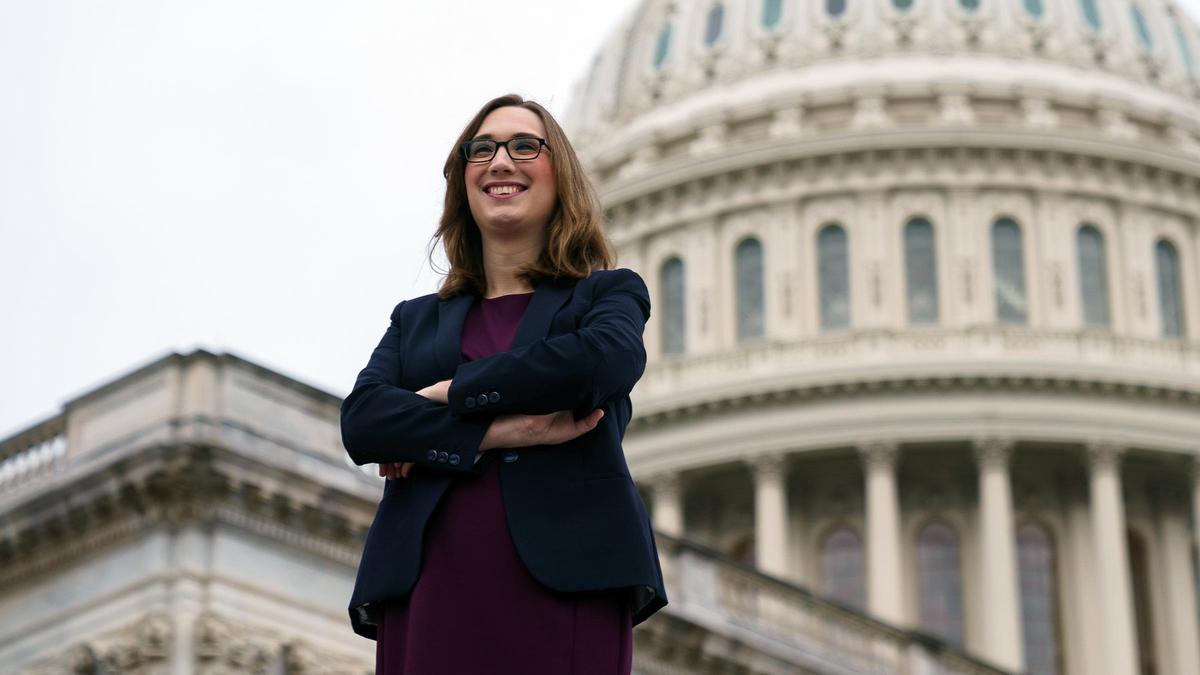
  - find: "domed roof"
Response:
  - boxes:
[565,0,1200,158]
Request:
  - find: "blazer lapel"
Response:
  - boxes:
[433,277,575,376]
[433,292,474,376]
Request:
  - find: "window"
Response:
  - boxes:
[1023,0,1045,19]
[1131,5,1153,50]
[762,0,783,27]
[893,0,914,11]
[1077,225,1110,327]
[917,522,964,646]
[822,527,865,610]
[905,218,939,325]
[826,0,847,18]
[661,257,686,355]
[704,4,725,46]
[992,218,1028,324]
[1079,0,1102,31]
[1155,239,1185,338]
[1018,523,1062,675]
[818,224,851,330]
[736,237,766,342]
[1174,18,1196,76]
[959,0,981,12]
[653,23,672,70]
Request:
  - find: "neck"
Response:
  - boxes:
[480,228,545,297]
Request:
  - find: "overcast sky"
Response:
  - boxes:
[2,0,1199,439]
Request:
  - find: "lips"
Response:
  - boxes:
[483,183,527,200]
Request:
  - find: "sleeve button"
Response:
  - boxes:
[448,454,460,466]
[464,396,476,409]
[476,394,489,407]
[437,451,449,463]
[426,449,438,461]
[488,391,500,403]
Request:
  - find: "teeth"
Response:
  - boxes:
[487,185,523,195]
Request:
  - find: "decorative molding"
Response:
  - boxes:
[24,613,172,675]
[857,441,899,472]
[973,437,1014,470]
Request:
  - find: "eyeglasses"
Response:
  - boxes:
[461,136,549,163]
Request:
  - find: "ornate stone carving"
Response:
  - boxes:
[25,613,171,675]
[194,612,275,675]
[1085,441,1125,473]
[857,441,898,471]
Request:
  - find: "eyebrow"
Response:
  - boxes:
[472,131,541,140]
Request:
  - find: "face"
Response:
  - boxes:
[464,106,557,237]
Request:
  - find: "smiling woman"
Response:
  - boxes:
[341,93,664,675]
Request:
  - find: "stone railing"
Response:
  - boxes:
[636,326,1200,411]
[654,532,1011,675]
[0,414,67,495]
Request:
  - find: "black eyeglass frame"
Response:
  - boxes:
[461,136,550,163]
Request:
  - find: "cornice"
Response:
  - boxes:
[629,370,1200,434]
[0,442,374,589]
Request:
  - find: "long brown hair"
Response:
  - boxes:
[429,94,615,299]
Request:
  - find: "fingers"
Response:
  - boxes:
[400,462,413,478]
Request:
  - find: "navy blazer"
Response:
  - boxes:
[341,267,669,640]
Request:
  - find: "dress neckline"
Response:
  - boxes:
[482,292,534,301]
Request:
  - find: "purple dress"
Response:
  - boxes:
[374,292,633,675]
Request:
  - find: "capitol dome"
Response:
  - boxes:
[566,1,1200,674]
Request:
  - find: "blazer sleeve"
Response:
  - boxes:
[341,301,492,475]
[446,268,651,418]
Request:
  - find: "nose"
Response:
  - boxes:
[487,143,516,171]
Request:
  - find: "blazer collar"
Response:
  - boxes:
[433,277,575,375]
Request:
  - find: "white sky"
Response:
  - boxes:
[2,0,1199,439]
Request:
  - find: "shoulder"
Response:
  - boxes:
[583,268,650,318]
[388,291,442,325]
[583,267,647,293]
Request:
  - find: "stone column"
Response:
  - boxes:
[1087,443,1139,675]
[651,472,684,538]
[752,452,790,578]
[859,441,903,625]
[973,437,1023,672]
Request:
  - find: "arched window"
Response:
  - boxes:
[1175,19,1197,76]
[904,218,939,325]
[818,224,851,330]
[661,257,686,355]
[1079,0,1102,31]
[826,0,847,18]
[822,527,865,610]
[1128,531,1157,675]
[1024,0,1045,19]
[1077,224,1110,328]
[992,218,1028,324]
[653,23,672,70]
[762,0,783,27]
[736,237,766,342]
[1131,5,1153,50]
[1155,238,1185,338]
[1018,523,1062,675]
[917,522,964,646]
[704,4,725,46]
[959,0,981,12]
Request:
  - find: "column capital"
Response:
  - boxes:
[857,440,898,471]
[649,471,682,499]
[972,436,1015,470]
[1085,441,1126,472]
[749,452,787,482]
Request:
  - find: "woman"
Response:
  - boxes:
[341,93,668,675]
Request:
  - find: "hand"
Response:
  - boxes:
[379,461,413,480]
[415,378,451,405]
[482,408,605,450]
